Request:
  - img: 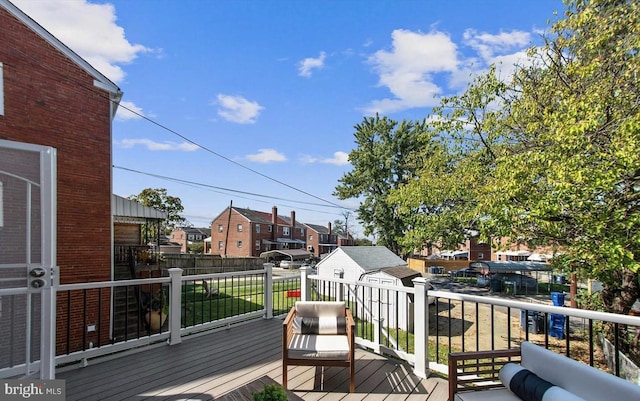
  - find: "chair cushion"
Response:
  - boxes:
[295,301,346,317]
[293,317,347,334]
[288,334,350,360]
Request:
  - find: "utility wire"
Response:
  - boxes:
[114,101,347,209]
[114,165,353,211]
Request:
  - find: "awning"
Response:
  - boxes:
[276,238,306,244]
[260,249,311,260]
[469,261,551,273]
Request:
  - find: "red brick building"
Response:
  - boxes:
[304,222,353,258]
[210,206,306,257]
[0,1,122,356]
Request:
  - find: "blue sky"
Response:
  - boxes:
[13,0,563,237]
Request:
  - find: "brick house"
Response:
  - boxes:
[210,206,306,257]
[169,226,211,253]
[0,0,122,356]
[304,222,353,258]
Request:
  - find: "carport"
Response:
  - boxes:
[469,261,552,295]
[260,249,311,265]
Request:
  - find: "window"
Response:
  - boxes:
[477,252,484,260]
[268,225,273,232]
[218,224,223,233]
[237,223,243,232]
[0,62,4,116]
[308,234,313,240]
[255,240,260,250]
[237,240,243,248]
[300,228,304,236]
[256,224,260,233]
[283,227,290,236]
[218,241,224,250]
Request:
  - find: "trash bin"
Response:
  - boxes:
[549,314,565,339]
[551,292,565,306]
[520,310,544,333]
[490,279,503,292]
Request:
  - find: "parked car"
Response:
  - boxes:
[450,267,482,278]
[280,260,305,269]
[427,283,436,305]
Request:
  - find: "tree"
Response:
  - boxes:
[483,0,640,315]
[408,0,639,315]
[334,115,428,255]
[129,188,186,234]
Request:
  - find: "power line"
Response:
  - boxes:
[115,101,347,209]
[114,165,355,215]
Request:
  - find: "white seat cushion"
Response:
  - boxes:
[288,334,350,360]
[295,301,345,317]
[455,388,520,401]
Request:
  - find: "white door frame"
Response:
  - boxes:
[0,139,57,379]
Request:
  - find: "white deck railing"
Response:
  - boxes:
[4,263,638,384]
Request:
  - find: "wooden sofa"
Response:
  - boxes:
[282,301,355,392]
[449,341,640,401]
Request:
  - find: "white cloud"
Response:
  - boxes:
[364,29,459,114]
[11,0,150,84]
[216,94,264,124]
[321,151,350,165]
[300,151,350,166]
[298,51,326,78]
[115,100,146,121]
[364,28,538,114]
[118,139,199,152]
[246,149,286,163]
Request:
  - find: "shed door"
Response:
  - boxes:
[0,139,57,379]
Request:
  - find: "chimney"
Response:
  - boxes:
[290,211,296,237]
[271,206,277,240]
[328,222,332,234]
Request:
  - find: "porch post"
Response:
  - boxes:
[300,266,312,301]
[168,268,183,345]
[40,286,56,379]
[263,263,273,319]
[412,277,429,378]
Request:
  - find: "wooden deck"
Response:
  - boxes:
[57,317,449,400]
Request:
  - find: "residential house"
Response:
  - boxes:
[0,0,121,367]
[303,221,354,258]
[209,205,306,257]
[315,245,407,284]
[169,226,212,253]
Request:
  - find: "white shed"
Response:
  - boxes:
[315,246,418,331]
[315,246,406,281]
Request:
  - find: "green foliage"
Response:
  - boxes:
[252,384,287,401]
[334,115,430,255]
[129,188,186,234]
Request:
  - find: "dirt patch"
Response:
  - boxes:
[430,298,610,371]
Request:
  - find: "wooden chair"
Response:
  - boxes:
[282,301,355,392]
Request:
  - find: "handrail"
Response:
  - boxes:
[429,289,640,327]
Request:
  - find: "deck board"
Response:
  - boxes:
[57,317,448,400]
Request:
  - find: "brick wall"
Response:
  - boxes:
[210,210,253,257]
[1,7,114,355]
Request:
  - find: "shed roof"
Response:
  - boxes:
[318,246,406,272]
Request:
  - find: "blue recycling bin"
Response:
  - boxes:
[549,314,565,339]
[551,292,565,306]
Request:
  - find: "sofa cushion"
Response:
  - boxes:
[288,334,350,360]
[520,341,640,401]
[293,316,347,334]
[499,363,586,401]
